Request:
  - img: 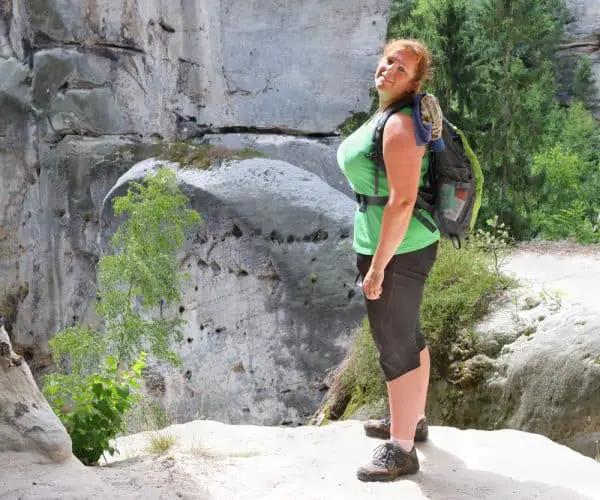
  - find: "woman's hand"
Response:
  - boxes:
[362,267,384,300]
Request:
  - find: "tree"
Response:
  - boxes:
[43,168,202,464]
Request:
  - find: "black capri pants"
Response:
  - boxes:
[356,242,438,381]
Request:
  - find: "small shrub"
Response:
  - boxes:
[44,354,147,465]
[43,169,201,465]
[145,431,177,454]
[422,240,506,378]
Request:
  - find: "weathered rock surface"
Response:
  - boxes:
[0,0,388,380]
[428,248,600,458]
[0,325,71,463]
[100,158,363,426]
[201,133,352,198]
[3,0,390,137]
[4,420,600,499]
[563,0,600,114]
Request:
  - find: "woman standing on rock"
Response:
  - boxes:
[337,39,442,482]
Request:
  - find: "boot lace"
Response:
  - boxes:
[371,442,402,469]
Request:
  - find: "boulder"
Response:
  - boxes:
[428,248,600,458]
[100,157,364,426]
[0,325,72,462]
[201,133,352,199]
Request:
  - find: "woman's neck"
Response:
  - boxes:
[378,92,415,111]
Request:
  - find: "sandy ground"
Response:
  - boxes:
[2,420,600,500]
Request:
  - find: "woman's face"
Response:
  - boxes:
[375,48,419,101]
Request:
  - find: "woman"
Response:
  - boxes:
[337,39,441,482]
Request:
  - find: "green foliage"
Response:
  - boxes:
[158,142,264,170]
[44,168,202,465]
[44,354,147,465]
[338,317,387,413]
[386,0,599,241]
[47,325,105,375]
[421,240,506,378]
[98,168,202,365]
[573,57,597,105]
[538,201,600,244]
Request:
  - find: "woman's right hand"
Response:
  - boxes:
[362,266,384,300]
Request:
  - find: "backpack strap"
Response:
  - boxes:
[365,94,415,194]
[358,93,439,234]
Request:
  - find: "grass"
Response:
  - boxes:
[145,431,177,454]
[107,141,265,171]
[124,397,171,434]
[158,142,264,170]
[323,240,509,420]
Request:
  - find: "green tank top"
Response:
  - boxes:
[337,107,440,256]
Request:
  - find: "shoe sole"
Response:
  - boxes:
[357,465,420,482]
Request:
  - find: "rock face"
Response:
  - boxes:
[101,158,363,425]
[0,325,72,463]
[2,0,390,137]
[427,249,600,458]
[0,0,386,374]
[563,0,600,115]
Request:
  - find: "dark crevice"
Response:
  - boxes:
[177,57,201,67]
[47,130,143,145]
[30,32,145,55]
[158,20,176,33]
[188,123,338,139]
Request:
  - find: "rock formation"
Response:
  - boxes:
[100,158,363,425]
[0,325,71,462]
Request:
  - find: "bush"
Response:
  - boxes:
[44,354,146,465]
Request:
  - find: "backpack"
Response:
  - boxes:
[361,93,484,248]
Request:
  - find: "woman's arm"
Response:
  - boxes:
[362,112,425,300]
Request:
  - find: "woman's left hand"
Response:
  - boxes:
[362,267,384,300]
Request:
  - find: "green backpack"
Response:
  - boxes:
[361,95,484,248]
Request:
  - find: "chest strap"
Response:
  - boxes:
[353,191,437,233]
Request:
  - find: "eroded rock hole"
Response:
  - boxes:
[304,229,328,242]
[232,224,243,238]
[269,230,284,243]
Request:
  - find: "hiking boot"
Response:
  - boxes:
[357,441,420,482]
[363,417,429,442]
